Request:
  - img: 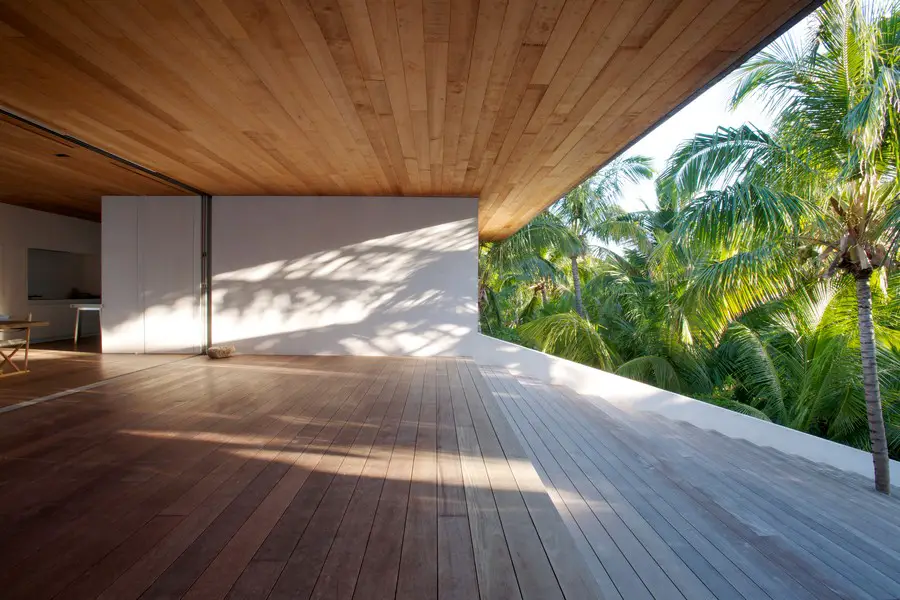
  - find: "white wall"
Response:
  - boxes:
[0,203,100,342]
[211,196,477,356]
[464,334,900,482]
[102,196,203,353]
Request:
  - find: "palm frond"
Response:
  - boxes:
[673,183,811,247]
[616,355,683,392]
[660,125,814,197]
[716,322,787,422]
[700,394,774,421]
[518,312,615,369]
[684,245,800,334]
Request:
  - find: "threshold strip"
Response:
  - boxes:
[0,355,197,415]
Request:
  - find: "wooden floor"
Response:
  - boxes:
[0,337,190,408]
[5,352,900,600]
[0,355,600,600]
[481,367,900,600]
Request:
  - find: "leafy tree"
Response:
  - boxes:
[661,0,900,492]
[476,0,900,493]
[552,155,654,319]
[479,212,578,334]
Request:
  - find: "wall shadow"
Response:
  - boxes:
[102,196,478,358]
[210,197,478,356]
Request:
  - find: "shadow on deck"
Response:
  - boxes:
[0,353,898,599]
[482,366,900,600]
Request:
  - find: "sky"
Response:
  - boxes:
[613,16,814,213]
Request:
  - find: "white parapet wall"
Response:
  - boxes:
[464,333,900,482]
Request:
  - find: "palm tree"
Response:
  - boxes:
[475,184,900,462]
[552,155,654,319]
[478,212,579,333]
[661,0,900,492]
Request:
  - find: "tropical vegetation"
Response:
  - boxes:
[479,0,900,493]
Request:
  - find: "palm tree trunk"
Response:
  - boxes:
[855,274,891,494]
[571,255,586,319]
[540,284,548,306]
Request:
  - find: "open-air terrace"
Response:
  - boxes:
[4,1,899,599]
[0,349,898,599]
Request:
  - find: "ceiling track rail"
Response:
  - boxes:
[200,193,212,353]
[0,106,209,197]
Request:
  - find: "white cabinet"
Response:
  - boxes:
[102,196,203,354]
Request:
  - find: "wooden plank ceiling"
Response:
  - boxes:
[0,113,185,220]
[0,0,818,238]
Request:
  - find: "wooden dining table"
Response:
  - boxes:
[0,320,49,378]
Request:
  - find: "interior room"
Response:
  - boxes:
[0,111,186,358]
[0,202,101,348]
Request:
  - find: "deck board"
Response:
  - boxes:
[481,366,900,600]
[0,354,595,600]
[0,340,190,409]
[5,350,898,600]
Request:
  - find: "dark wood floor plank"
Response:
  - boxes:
[434,358,480,600]
[0,364,214,506]
[0,362,273,551]
[0,339,189,409]
[261,359,420,600]
[135,358,380,600]
[263,358,401,599]
[149,358,390,600]
[306,361,411,600]
[0,352,608,600]
[349,360,419,600]
[447,360,523,600]
[97,358,380,600]
[56,362,331,600]
[0,363,283,599]
[185,360,402,600]
[395,358,439,600]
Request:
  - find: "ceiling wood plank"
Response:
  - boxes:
[0,112,185,220]
[0,0,820,235]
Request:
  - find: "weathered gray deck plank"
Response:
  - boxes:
[485,368,799,600]
[461,360,605,600]
[548,386,888,600]
[479,365,900,600]
[483,368,755,600]
[641,414,900,598]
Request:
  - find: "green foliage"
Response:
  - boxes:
[518,313,615,369]
[479,0,900,461]
[616,356,683,393]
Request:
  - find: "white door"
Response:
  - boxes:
[138,197,203,354]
